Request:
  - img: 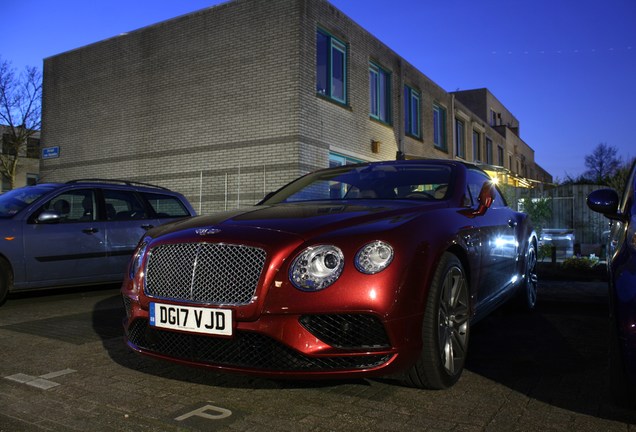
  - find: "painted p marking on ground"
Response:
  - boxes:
[175,403,232,421]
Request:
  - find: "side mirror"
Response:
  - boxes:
[460,181,495,218]
[587,189,622,220]
[476,181,495,215]
[37,210,62,223]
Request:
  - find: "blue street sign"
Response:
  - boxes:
[42,146,60,159]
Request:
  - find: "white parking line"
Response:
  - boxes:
[4,369,77,390]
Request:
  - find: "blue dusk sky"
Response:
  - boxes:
[3,0,635,181]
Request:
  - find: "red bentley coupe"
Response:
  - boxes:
[121,159,537,389]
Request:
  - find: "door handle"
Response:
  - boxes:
[141,224,154,230]
[82,228,98,234]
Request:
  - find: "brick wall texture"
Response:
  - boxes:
[41,0,545,213]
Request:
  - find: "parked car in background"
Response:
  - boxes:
[540,228,575,259]
[122,159,538,389]
[0,179,195,305]
[587,160,636,406]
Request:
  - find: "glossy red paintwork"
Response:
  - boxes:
[122,160,535,381]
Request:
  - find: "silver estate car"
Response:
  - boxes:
[0,179,195,305]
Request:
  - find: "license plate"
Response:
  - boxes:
[149,302,233,336]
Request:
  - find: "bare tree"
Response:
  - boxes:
[583,142,621,184]
[607,157,636,196]
[0,57,42,190]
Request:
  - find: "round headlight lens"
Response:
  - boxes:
[290,245,344,291]
[355,241,394,274]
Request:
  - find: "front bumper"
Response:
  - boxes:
[121,293,421,379]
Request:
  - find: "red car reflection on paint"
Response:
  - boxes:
[121,159,538,389]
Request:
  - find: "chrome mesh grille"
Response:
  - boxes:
[126,319,392,372]
[144,243,266,305]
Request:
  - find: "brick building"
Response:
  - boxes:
[0,125,40,192]
[41,0,551,213]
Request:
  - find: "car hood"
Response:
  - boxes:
[148,200,449,240]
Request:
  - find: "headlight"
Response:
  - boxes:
[130,240,149,279]
[355,241,394,274]
[290,245,344,291]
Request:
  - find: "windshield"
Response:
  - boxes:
[263,163,453,204]
[0,185,57,218]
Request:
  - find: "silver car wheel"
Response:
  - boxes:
[438,265,469,375]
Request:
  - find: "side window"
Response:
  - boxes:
[491,185,507,208]
[103,189,148,220]
[142,192,191,218]
[466,170,507,209]
[39,189,97,222]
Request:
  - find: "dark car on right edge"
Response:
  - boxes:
[587,160,636,406]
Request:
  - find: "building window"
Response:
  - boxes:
[329,152,364,167]
[2,134,17,156]
[316,29,347,104]
[433,104,446,150]
[369,62,391,123]
[404,86,421,138]
[489,109,497,126]
[486,137,493,164]
[1,175,9,192]
[472,130,481,162]
[27,138,40,159]
[26,174,38,186]
[455,119,465,159]
[497,145,505,166]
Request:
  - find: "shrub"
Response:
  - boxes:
[561,256,599,271]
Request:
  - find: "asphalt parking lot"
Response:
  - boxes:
[1,280,635,431]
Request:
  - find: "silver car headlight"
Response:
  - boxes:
[290,245,344,291]
[355,241,394,274]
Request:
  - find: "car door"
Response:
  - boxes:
[23,188,108,286]
[467,170,519,306]
[101,188,156,277]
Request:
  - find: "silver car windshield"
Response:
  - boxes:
[0,185,56,218]
[263,163,453,204]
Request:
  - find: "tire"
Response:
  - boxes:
[0,258,11,306]
[404,252,470,389]
[519,241,538,311]
[609,303,636,407]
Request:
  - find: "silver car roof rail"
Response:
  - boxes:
[65,179,169,190]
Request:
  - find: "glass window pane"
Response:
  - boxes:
[433,105,444,148]
[331,43,345,102]
[103,189,148,220]
[369,68,378,116]
[404,87,410,132]
[41,189,96,222]
[142,193,190,218]
[378,71,388,121]
[411,92,420,137]
[316,32,328,95]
